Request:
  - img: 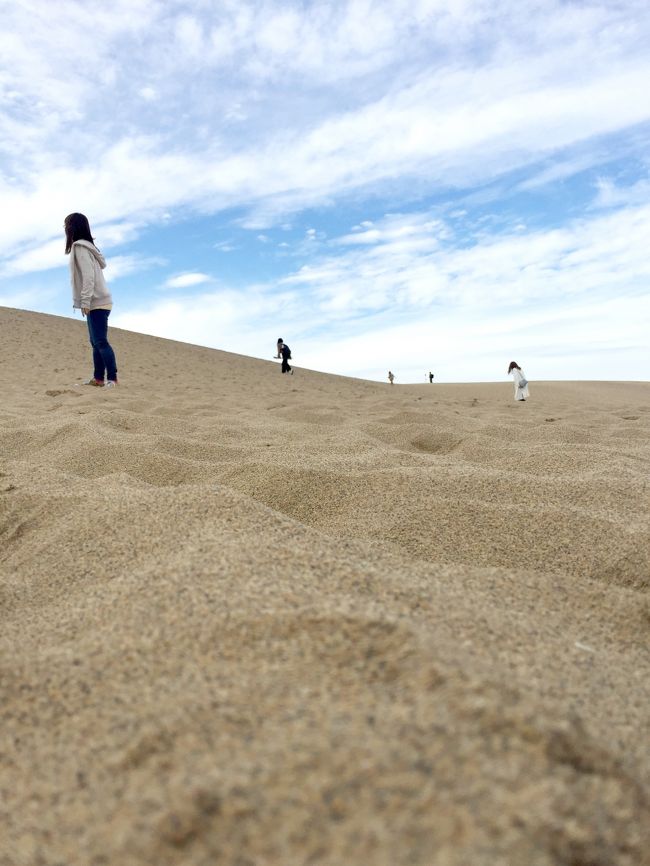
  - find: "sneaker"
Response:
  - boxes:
[83,378,104,386]
[105,380,118,389]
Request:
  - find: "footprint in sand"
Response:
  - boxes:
[411,433,462,454]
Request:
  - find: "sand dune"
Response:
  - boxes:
[1,306,649,866]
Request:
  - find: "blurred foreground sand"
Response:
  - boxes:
[1,307,649,866]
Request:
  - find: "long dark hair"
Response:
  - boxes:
[507,361,521,373]
[64,213,95,254]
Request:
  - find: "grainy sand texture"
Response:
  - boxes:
[1,306,649,866]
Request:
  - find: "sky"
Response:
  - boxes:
[1,0,649,383]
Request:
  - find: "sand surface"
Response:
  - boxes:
[1,306,649,866]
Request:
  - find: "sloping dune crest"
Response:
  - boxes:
[1,307,649,866]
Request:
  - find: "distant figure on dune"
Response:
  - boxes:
[65,213,118,388]
[508,361,529,401]
[428,371,434,383]
[277,338,293,374]
[388,371,395,385]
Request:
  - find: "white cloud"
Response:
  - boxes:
[517,154,606,190]
[214,240,237,252]
[592,176,650,209]
[163,272,212,289]
[1,239,65,277]
[2,0,650,264]
[0,221,143,277]
[113,285,289,354]
[108,255,165,280]
[338,203,650,315]
[299,294,650,383]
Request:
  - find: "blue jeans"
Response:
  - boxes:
[86,309,118,382]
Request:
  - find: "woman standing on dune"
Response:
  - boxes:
[65,213,118,388]
[508,361,529,401]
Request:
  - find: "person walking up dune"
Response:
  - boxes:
[508,361,529,401]
[65,213,118,388]
[277,338,293,374]
[388,371,395,385]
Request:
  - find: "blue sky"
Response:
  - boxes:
[1,0,648,382]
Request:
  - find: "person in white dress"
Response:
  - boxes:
[508,361,529,401]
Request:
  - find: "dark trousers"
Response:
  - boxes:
[281,356,292,373]
[87,309,118,382]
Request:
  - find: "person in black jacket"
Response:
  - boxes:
[277,338,293,374]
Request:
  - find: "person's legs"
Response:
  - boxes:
[86,313,106,382]
[87,310,118,382]
[282,357,291,373]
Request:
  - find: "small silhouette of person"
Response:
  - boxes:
[428,371,434,383]
[388,371,394,385]
[277,338,293,374]
[507,361,529,401]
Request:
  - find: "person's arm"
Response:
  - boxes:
[77,247,95,314]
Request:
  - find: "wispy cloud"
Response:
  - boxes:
[163,272,213,289]
[278,203,650,320]
[0,239,65,278]
[108,255,166,280]
[592,176,650,209]
[2,0,650,260]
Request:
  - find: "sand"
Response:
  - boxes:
[0,305,648,866]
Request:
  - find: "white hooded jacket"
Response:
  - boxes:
[70,240,113,310]
[510,366,530,401]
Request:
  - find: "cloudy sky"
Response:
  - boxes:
[1,0,648,382]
